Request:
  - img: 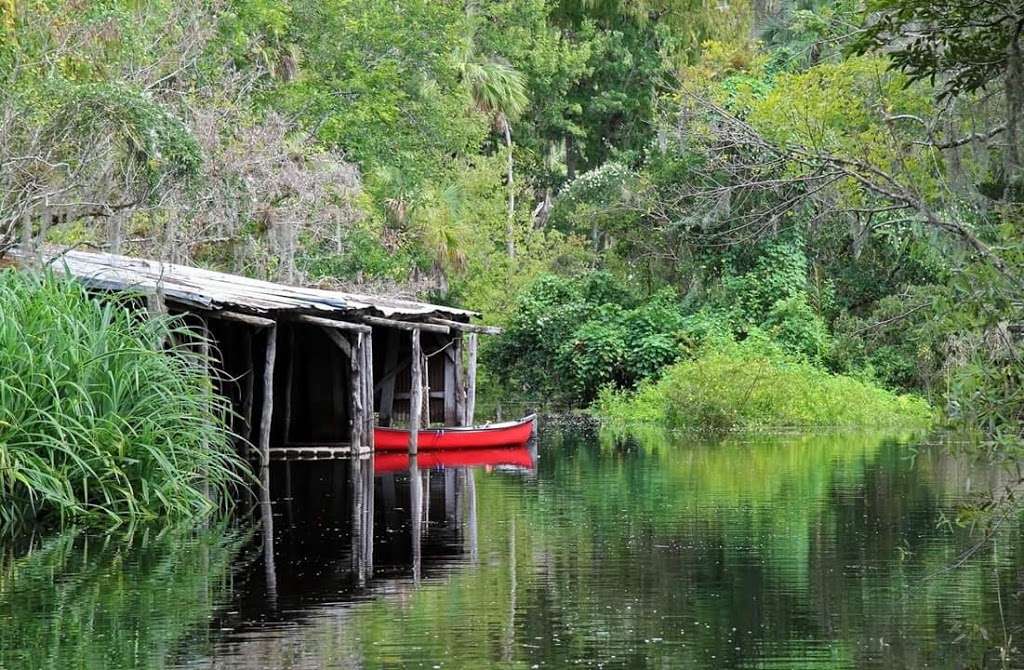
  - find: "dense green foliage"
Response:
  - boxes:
[597,336,932,430]
[489,272,690,402]
[0,271,244,526]
[0,0,1021,444]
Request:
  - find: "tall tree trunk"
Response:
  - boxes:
[20,207,35,267]
[565,134,576,182]
[504,116,516,258]
[1006,21,1024,181]
[108,210,122,257]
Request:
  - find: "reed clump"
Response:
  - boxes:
[0,269,245,526]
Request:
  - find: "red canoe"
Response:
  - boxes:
[374,447,535,474]
[373,414,536,451]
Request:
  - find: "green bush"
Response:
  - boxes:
[0,270,245,526]
[764,295,832,363]
[720,238,810,323]
[597,335,933,431]
[490,273,688,403]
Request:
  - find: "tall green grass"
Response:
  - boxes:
[0,269,246,526]
[597,336,933,431]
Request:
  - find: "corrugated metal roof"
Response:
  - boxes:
[10,248,477,320]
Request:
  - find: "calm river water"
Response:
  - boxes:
[1,428,1022,669]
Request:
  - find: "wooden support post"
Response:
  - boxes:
[444,340,457,426]
[453,337,466,426]
[261,491,278,609]
[350,332,363,453]
[409,329,422,455]
[409,453,422,584]
[421,469,431,523]
[198,318,213,504]
[362,457,374,580]
[282,325,295,445]
[241,329,255,451]
[259,324,277,512]
[422,346,431,427]
[465,332,478,425]
[350,457,365,582]
[146,287,167,320]
[363,332,374,449]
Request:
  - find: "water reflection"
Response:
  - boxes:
[2,432,1023,670]
[234,433,1023,669]
[0,524,246,670]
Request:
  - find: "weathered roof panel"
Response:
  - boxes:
[10,248,477,320]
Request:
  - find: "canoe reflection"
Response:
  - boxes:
[374,446,536,474]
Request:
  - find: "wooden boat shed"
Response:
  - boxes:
[8,248,499,491]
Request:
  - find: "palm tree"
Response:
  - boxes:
[460,54,528,257]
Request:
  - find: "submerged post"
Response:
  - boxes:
[409,328,422,455]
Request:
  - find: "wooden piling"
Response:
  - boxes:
[282,325,295,445]
[259,324,277,511]
[422,346,431,427]
[409,328,422,455]
[363,332,374,449]
[465,332,478,425]
[409,453,422,583]
[350,332,363,452]
[350,457,365,583]
[444,342,457,425]
[453,337,467,426]
[241,329,255,451]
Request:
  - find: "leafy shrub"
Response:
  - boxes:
[720,238,810,323]
[558,306,630,399]
[489,273,687,403]
[0,270,245,526]
[763,295,832,363]
[597,335,933,431]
